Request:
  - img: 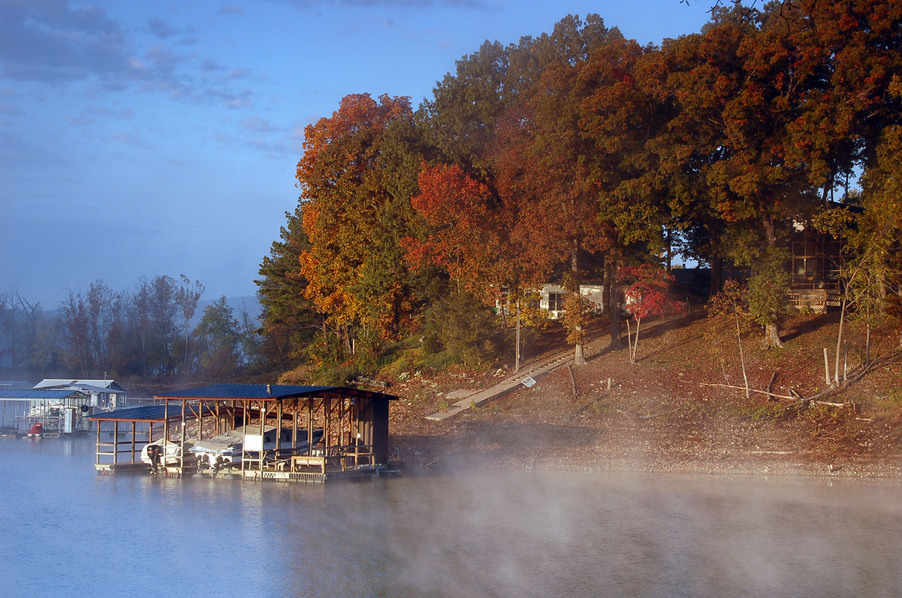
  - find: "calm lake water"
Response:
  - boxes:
[2,435,901,598]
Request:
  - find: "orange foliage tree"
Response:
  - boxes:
[403,162,513,303]
[297,93,414,347]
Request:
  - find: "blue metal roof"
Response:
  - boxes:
[88,404,211,422]
[155,383,396,401]
[0,389,88,400]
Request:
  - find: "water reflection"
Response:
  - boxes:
[1,436,900,597]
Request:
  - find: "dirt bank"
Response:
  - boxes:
[387,311,902,478]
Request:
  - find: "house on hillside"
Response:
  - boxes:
[534,283,606,319]
[33,379,127,410]
[496,284,606,320]
[787,220,844,312]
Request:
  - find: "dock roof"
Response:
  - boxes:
[154,383,397,402]
[0,389,88,401]
[87,404,210,422]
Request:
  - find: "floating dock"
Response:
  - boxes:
[89,384,399,483]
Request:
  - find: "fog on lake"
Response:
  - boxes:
[1,435,900,597]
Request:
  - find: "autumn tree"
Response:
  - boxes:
[493,15,619,364]
[298,93,417,370]
[421,38,531,181]
[404,163,510,300]
[619,265,684,364]
[799,0,902,173]
[644,5,828,348]
[577,28,673,351]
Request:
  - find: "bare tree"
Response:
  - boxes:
[175,275,205,373]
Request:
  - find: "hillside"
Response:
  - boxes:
[387,310,902,478]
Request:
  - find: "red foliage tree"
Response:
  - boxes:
[620,265,685,364]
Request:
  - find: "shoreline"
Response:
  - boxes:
[394,434,902,480]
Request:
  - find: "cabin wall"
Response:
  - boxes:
[355,397,390,464]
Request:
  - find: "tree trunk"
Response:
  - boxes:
[765,323,783,349]
[605,260,623,349]
[709,255,724,300]
[734,307,750,397]
[571,242,587,367]
[573,337,586,366]
[631,318,642,364]
[761,217,784,348]
[705,221,725,300]
[834,295,847,384]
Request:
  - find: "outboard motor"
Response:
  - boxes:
[147,444,162,474]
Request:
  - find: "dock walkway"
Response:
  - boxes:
[425,336,607,421]
[424,313,687,421]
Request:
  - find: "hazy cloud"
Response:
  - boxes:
[108,128,154,149]
[205,87,254,108]
[1,102,23,117]
[0,0,133,82]
[0,1,258,111]
[148,17,177,39]
[278,0,494,7]
[242,117,278,133]
[65,105,134,126]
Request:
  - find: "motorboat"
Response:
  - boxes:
[140,438,195,473]
[191,426,323,474]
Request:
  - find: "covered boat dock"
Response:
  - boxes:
[89,383,398,482]
[0,389,91,436]
[89,403,210,474]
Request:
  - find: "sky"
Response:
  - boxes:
[1,0,716,308]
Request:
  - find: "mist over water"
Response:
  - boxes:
[2,436,901,597]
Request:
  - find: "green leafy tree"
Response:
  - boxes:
[256,206,320,371]
[830,116,902,360]
[193,296,242,379]
[133,275,180,376]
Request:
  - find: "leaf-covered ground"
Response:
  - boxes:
[387,309,902,478]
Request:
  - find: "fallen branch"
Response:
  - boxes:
[617,408,674,421]
[638,410,674,420]
[695,381,797,401]
[695,382,847,408]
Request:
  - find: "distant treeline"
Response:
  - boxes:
[257,3,902,383]
[0,276,262,382]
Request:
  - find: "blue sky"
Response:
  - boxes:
[1,0,714,308]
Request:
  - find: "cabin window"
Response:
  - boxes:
[548,292,565,311]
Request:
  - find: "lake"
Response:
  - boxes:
[1,435,901,597]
